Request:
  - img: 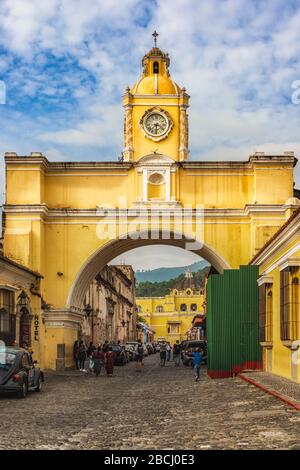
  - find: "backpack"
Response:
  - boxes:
[174,344,180,354]
[137,344,144,355]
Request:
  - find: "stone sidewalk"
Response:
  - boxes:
[240,370,300,406]
[0,355,300,450]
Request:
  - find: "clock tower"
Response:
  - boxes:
[122,33,189,163]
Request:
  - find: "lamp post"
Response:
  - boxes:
[120,319,129,342]
[84,304,93,343]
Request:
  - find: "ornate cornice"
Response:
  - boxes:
[5,154,132,172]
[3,203,291,219]
[42,308,84,329]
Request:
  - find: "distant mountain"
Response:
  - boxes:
[135,260,209,283]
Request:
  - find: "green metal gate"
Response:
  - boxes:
[206,265,262,378]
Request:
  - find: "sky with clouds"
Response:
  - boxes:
[0,0,300,268]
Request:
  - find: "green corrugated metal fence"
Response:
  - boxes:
[207,265,262,378]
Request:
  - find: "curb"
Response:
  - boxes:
[238,373,300,411]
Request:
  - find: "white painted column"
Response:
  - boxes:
[165,168,171,202]
[143,169,148,202]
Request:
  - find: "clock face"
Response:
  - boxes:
[144,113,168,136]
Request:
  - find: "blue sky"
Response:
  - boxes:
[0,0,300,268]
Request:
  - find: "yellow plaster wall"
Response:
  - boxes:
[258,242,300,382]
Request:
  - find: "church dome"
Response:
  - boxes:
[132,75,181,95]
[131,45,181,95]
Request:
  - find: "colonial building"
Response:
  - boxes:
[83,265,136,345]
[251,201,300,382]
[137,271,205,344]
[3,36,299,369]
[0,253,42,350]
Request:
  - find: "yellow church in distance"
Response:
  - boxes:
[136,270,205,344]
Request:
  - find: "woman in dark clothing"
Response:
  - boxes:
[78,341,87,371]
[92,346,105,377]
[87,342,95,357]
[73,340,79,370]
[105,346,115,377]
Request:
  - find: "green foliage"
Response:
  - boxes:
[136,313,147,323]
[136,266,209,297]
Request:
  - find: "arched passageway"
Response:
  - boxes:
[67,230,231,311]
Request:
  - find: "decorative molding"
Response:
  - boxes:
[279,258,300,271]
[0,258,40,287]
[42,308,84,329]
[260,342,273,349]
[123,104,133,162]
[263,241,300,275]
[179,106,188,161]
[3,204,290,219]
[135,153,175,166]
[257,276,273,286]
[0,284,20,292]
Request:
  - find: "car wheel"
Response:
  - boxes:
[18,381,28,399]
[35,375,42,392]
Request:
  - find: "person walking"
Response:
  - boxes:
[105,346,115,377]
[173,340,181,367]
[159,341,167,366]
[92,346,105,377]
[135,339,144,372]
[78,340,87,372]
[192,348,203,382]
[73,340,79,370]
[166,342,171,362]
[103,340,109,353]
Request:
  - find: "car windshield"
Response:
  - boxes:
[0,351,17,372]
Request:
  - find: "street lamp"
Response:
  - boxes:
[83,304,93,344]
[84,304,92,317]
[17,290,29,307]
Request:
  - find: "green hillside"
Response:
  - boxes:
[135,266,209,297]
[135,260,209,283]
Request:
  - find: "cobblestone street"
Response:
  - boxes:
[1,354,300,450]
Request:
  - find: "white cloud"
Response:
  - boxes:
[111,245,202,271]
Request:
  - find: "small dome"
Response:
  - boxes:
[131,75,181,95]
[130,45,182,96]
[285,197,300,206]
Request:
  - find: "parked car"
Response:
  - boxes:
[0,347,44,398]
[111,344,127,366]
[181,340,207,366]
